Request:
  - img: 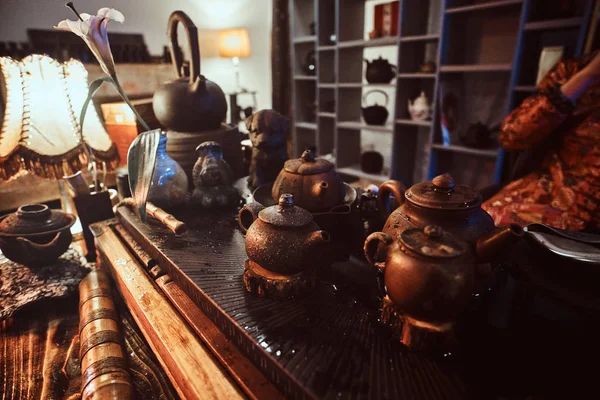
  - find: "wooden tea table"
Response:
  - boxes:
[3,179,599,399]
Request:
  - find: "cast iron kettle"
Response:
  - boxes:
[153,11,227,132]
[364,56,397,84]
[362,89,389,126]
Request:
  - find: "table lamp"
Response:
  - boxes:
[0,54,118,259]
[218,28,251,91]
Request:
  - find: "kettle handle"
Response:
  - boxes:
[377,180,406,219]
[362,89,389,107]
[167,11,201,84]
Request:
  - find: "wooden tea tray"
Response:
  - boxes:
[114,202,472,400]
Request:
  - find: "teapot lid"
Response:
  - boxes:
[414,91,429,104]
[283,150,334,175]
[259,194,313,227]
[0,204,76,236]
[405,174,481,210]
[400,225,467,259]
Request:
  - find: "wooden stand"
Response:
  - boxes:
[243,260,316,300]
[380,295,456,352]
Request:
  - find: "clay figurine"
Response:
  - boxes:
[245,109,290,190]
[190,141,239,208]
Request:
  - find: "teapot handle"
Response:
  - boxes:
[238,202,265,233]
[364,232,393,270]
[377,180,406,219]
[362,89,389,107]
[167,11,201,84]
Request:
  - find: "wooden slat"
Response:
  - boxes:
[91,222,244,400]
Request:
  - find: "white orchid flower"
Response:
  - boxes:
[54,3,124,77]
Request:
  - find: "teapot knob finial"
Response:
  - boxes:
[278,194,294,209]
[432,174,455,191]
[301,149,316,162]
[424,225,443,239]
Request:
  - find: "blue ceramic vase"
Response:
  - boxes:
[147,133,189,210]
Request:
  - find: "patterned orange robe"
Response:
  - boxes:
[482,52,600,231]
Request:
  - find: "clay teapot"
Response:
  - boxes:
[408,91,432,121]
[362,90,389,126]
[364,56,397,84]
[365,225,478,323]
[0,204,76,267]
[152,11,227,132]
[238,194,330,274]
[376,173,523,252]
[271,150,346,213]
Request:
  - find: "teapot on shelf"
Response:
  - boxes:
[408,91,432,121]
[362,89,389,126]
[152,11,227,132]
[364,56,397,84]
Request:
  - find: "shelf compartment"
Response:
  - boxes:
[295,122,317,130]
[445,0,522,14]
[524,17,584,31]
[395,119,432,127]
[398,39,439,74]
[291,0,315,38]
[440,64,512,72]
[337,36,399,49]
[293,35,317,44]
[513,85,536,92]
[338,121,394,133]
[431,143,499,158]
[397,73,437,79]
[400,34,440,42]
[294,75,317,80]
[338,165,388,183]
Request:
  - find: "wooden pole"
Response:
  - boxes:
[78,270,133,400]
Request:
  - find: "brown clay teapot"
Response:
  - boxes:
[238,194,331,274]
[271,150,346,213]
[152,11,227,132]
[377,173,522,244]
[364,225,477,323]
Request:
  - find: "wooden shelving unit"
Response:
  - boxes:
[289,0,598,190]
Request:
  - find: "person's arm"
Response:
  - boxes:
[500,52,600,151]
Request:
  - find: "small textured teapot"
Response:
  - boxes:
[364,56,397,84]
[238,194,330,274]
[152,11,227,132]
[271,150,346,213]
[364,225,476,323]
[408,91,432,121]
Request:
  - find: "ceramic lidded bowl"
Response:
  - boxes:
[0,204,76,267]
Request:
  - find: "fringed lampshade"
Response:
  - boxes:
[0,54,118,181]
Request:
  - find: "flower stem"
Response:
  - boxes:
[110,76,151,132]
[65,2,84,21]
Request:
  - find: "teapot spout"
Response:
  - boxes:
[238,202,265,233]
[306,230,330,250]
[312,181,329,200]
[476,224,524,263]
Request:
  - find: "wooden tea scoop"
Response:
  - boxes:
[118,197,186,235]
